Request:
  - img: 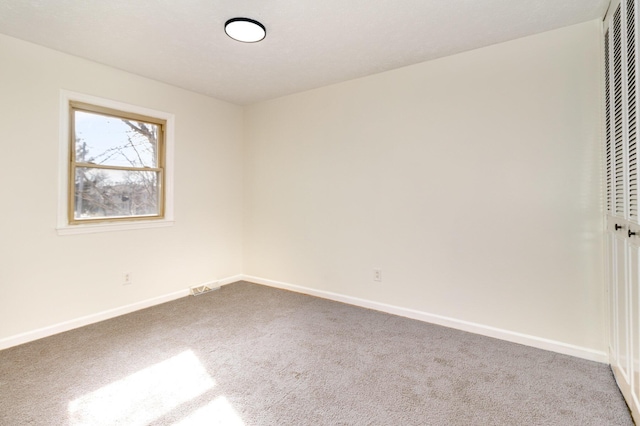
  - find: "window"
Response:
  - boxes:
[70,102,165,223]
[58,91,174,235]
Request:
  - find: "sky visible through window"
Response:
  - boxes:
[75,110,157,168]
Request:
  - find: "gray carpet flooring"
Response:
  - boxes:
[0,281,633,425]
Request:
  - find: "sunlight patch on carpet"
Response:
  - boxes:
[68,350,215,425]
[174,396,245,425]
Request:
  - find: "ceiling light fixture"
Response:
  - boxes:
[225,18,266,43]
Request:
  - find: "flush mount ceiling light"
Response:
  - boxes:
[225,18,266,43]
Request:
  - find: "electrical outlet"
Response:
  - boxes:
[373,268,382,282]
[123,272,132,285]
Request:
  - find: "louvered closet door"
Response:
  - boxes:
[605,0,640,421]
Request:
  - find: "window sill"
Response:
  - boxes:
[56,219,175,236]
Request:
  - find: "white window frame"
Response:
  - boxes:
[57,90,175,235]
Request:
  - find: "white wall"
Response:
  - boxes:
[244,21,605,352]
[0,20,606,356]
[0,34,244,340]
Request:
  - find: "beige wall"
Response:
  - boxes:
[0,34,244,339]
[244,21,605,351]
[0,20,606,355]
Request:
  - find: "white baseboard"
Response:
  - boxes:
[0,275,242,351]
[2,273,608,364]
[241,275,609,364]
[214,274,244,287]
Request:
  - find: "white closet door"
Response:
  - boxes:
[605,0,640,421]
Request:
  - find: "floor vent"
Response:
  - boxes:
[190,284,220,296]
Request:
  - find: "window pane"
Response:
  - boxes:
[74,110,159,168]
[74,168,160,219]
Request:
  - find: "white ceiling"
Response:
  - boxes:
[0,0,609,105]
